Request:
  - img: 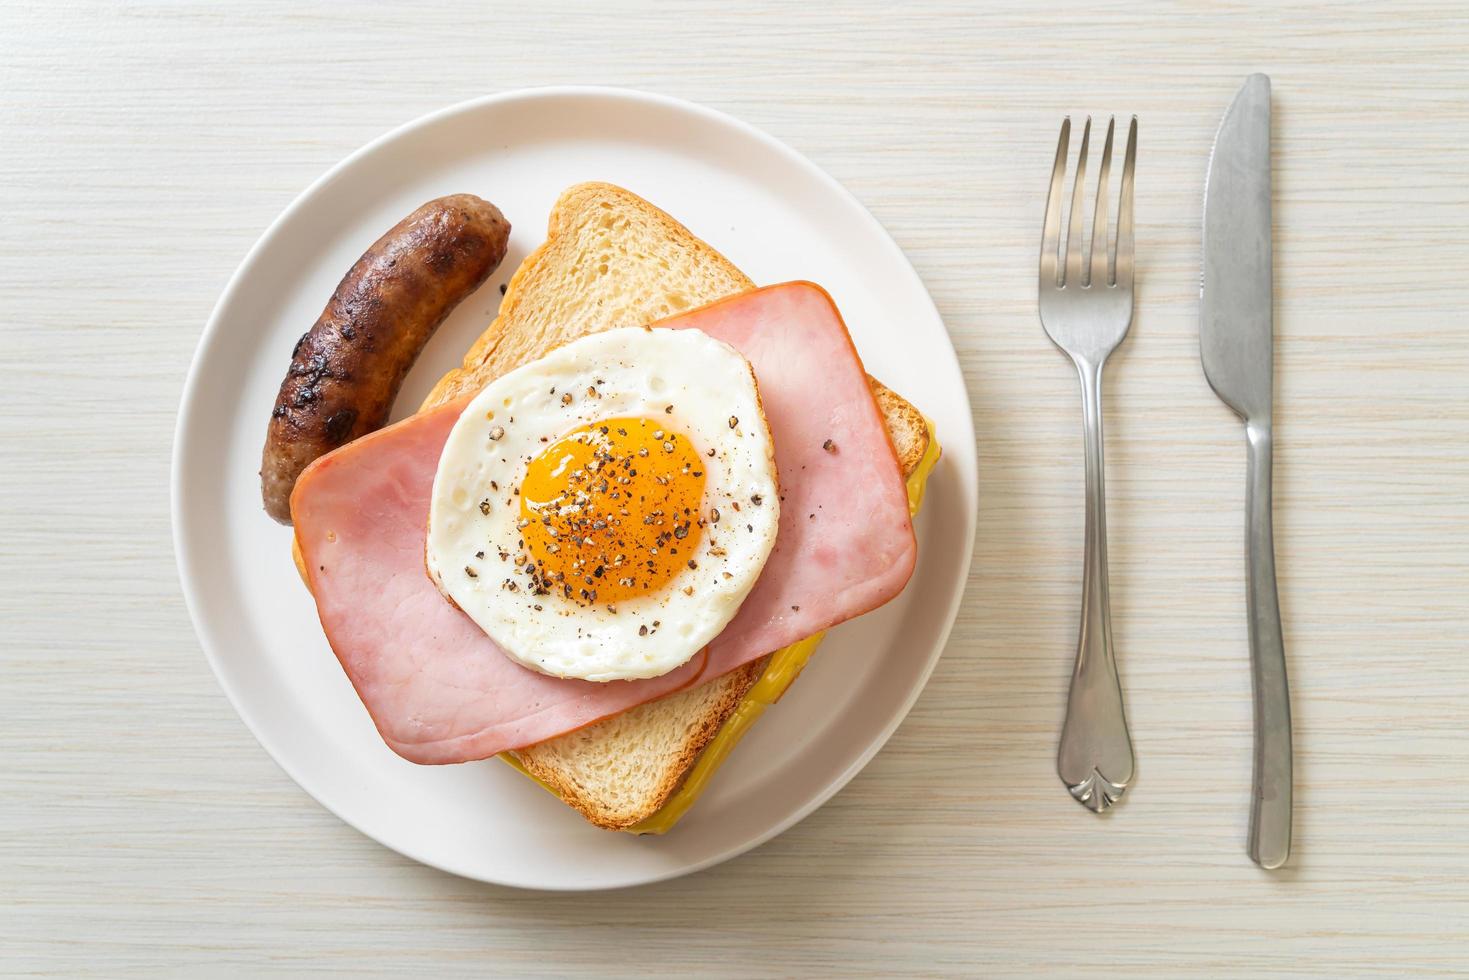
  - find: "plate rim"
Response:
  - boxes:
[171,85,976,891]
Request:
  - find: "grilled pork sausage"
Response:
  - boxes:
[260,194,510,523]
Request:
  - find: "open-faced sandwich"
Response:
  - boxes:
[261,183,940,832]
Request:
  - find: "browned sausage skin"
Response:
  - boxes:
[260,194,510,523]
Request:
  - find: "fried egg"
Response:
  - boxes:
[426,327,780,682]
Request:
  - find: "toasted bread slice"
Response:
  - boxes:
[417,182,930,830]
[423,182,754,408]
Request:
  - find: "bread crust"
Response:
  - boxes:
[870,377,929,475]
[511,656,770,829]
[421,182,754,411]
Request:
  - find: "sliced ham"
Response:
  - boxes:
[667,284,918,678]
[292,404,711,763]
[292,282,915,764]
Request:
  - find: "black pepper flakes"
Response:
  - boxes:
[728,416,738,429]
[488,426,505,441]
[823,438,837,453]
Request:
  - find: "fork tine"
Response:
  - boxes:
[1064,117,1091,288]
[1114,116,1138,288]
[1088,117,1116,287]
[1040,117,1070,287]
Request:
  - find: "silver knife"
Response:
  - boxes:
[1201,73,1292,869]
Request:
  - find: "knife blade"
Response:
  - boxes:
[1200,73,1293,870]
[1202,73,1274,418]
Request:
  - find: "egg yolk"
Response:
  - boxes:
[518,417,706,607]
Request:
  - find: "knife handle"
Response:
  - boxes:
[1244,420,1293,868]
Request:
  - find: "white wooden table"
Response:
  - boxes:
[5,2,1467,975]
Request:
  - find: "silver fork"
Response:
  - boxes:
[1040,116,1138,813]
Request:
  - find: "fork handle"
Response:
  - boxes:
[1244,421,1293,868]
[1057,358,1136,812]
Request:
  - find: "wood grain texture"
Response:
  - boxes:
[3,0,1467,975]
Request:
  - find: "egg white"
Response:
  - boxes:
[426,327,779,682]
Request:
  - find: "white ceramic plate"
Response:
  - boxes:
[172,87,976,890]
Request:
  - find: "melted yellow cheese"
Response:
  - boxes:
[624,631,827,834]
[903,416,942,516]
[500,418,942,835]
